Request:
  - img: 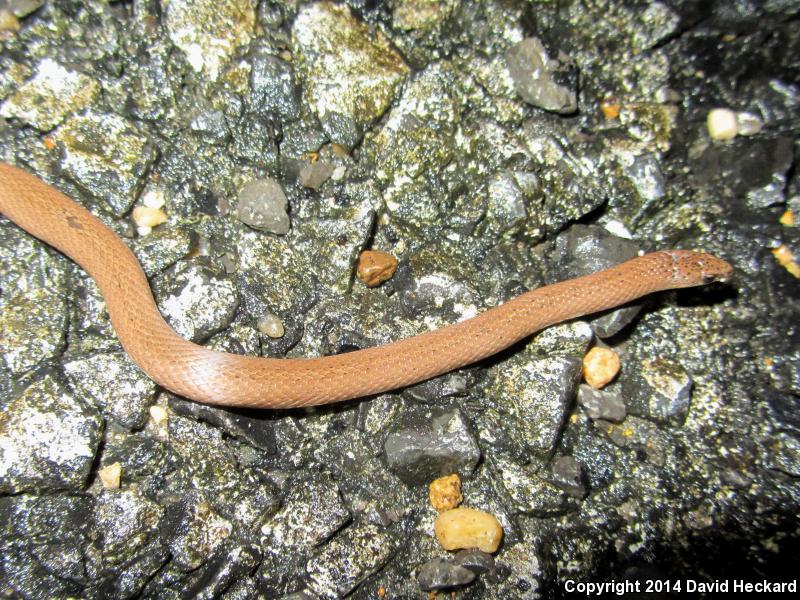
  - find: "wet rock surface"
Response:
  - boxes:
[1,1,799,598]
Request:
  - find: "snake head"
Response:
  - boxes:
[664,250,733,288]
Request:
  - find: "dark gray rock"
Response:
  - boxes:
[63,351,156,430]
[417,558,475,591]
[131,226,193,277]
[306,521,395,598]
[249,49,300,119]
[492,454,578,517]
[0,375,102,493]
[548,455,588,498]
[623,358,693,425]
[551,224,645,338]
[95,489,164,567]
[55,111,157,216]
[384,409,481,486]
[153,260,239,342]
[578,384,627,422]
[168,397,277,453]
[190,109,230,144]
[453,548,496,575]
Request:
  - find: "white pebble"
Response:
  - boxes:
[142,188,166,209]
[149,405,168,426]
[133,206,168,228]
[707,108,738,140]
[736,111,763,136]
[136,225,152,237]
[331,165,347,181]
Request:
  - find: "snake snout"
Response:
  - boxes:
[665,250,733,287]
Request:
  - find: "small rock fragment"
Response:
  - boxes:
[257,313,285,339]
[736,111,763,136]
[99,462,122,489]
[583,346,620,389]
[149,405,168,426]
[577,384,627,422]
[453,549,496,575]
[505,37,577,114]
[132,206,168,229]
[0,9,20,33]
[357,250,398,287]
[417,558,475,592]
[707,108,738,140]
[772,244,800,278]
[298,160,335,190]
[548,455,587,498]
[236,178,290,234]
[429,474,463,512]
[625,358,694,424]
[600,97,621,120]
[434,507,503,553]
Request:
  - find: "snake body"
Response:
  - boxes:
[0,163,732,409]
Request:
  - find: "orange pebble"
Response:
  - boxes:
[583,346,621,389]
[429,474,463,511]
[601,97,621,119]
[357,250,398,287]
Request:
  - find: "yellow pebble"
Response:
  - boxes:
[98,462,122,489]
[779,210,794,227]
[429,474,463,512]
[0,9,20,34]
[132,206,168,229]
[583,346,621,389]
[434,507,503,553]
[771,244,800,278]
[707,108,738,140]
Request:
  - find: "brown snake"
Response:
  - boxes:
[0,162,732,409]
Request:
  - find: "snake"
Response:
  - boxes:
[0,162,732,409]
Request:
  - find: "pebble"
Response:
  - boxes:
[548,455,587,498]
[582,346,620,389]
[149,405,168,426]
[298,160,335,190]
[600,97,621,120]
[771,244,800,278]
[434,507,503,553]
[429,473,463,512]
[707,108,738,140]
[257,313,285,338]
[141,188,166,209]
[577,384,627,422]
[356,250,398,287]
[236,178,290,234]
[98,462,122,489]
[453,549,496,575]
[417,558,475,592]
[132,206,168,229]
[0,9,20,33]
[736,111,763,136]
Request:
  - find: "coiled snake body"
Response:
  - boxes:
[0,163,732,409]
